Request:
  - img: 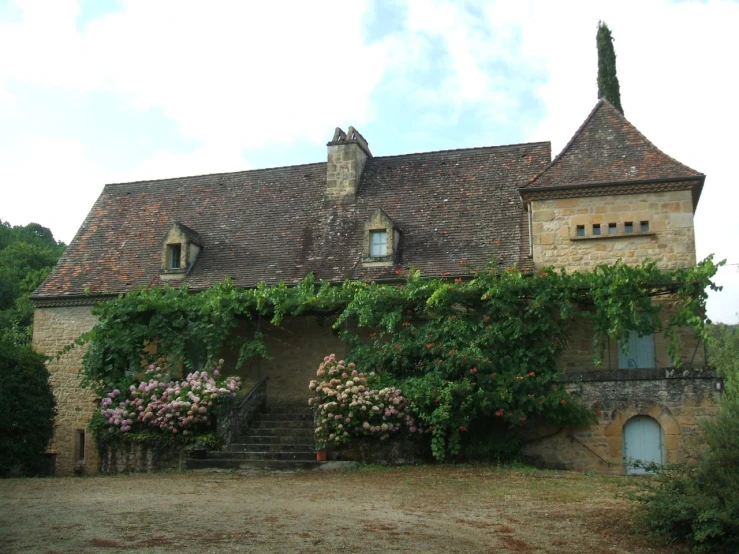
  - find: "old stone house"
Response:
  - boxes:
[32,100,720,476]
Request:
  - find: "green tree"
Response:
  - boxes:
[0,220,65,345]
[707,322,739,389]
[597,21,623,114]
[0,220,64,476]
[0,336,57,477]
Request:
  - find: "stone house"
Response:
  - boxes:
[32,100,721,476]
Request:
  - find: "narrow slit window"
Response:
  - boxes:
[168,244,181,269]
[608,223,617,235]
[370,230,387,257]
[576,225,585,237]
[592,224,601,236]
[77,430,86,461]
[640,221,650,233]
[624,221,634,233]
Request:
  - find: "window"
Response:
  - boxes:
[576,225,585,237]
[592,224,601,236]
[618,330,656,369]
[640,221,650,233]
[370,230,387,257]
[608,223,617,235]
[168,244,181,269]
[624,221,634,233]
[76,429,86,461]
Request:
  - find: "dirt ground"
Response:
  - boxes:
[0,465,683,554]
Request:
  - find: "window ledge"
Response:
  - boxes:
[570,232,656,241]
[160,270,186,281]
[362,256,394,268]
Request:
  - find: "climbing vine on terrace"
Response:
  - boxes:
[334,257,721,458]
[74,257,721,459]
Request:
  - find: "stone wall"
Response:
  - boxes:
[522,369,721,473]
[225,316,351,404]
[531,189,696,271]
[99,442,184,474]
[32,305,98,476]
[559,308,706,372]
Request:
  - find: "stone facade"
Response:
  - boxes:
[226,316,350,404]
[32,305,98,476]
[32,100,714,476]
[531,188,696,271]
[523,369,721,473]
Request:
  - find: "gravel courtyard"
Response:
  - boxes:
[0,465,681,554]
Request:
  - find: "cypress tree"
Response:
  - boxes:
[596,21,623,114]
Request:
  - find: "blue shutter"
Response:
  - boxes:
[618,331,655,369]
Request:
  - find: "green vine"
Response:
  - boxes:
[71,257,722,460]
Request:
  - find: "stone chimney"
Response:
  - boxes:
[326,126,372,201]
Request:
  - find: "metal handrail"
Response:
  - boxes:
[237,376,268,410]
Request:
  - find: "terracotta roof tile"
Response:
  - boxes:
[523,99,702,189]
[34,142,551,298]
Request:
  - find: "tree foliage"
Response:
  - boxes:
[0,221,64,476]
[597,21,623,114]
[707,322,739,391]
[0,336,57,477]
[72,257,721,460]
[0,220,66,345]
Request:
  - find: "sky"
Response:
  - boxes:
[0,0,737,323]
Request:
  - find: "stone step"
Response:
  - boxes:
[227,442,314,452]
[207,450,316,461]
[240,427,315,436]
[249,420,315,429]
[186,458,323,471]
[256,411,313,421]
[235,429,314,439]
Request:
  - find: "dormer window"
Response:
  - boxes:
[362,208,401,268]
[370,230,387,257]
[160,222,202,280]
[168,244,182,269]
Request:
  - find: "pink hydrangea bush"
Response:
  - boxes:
[100,359,241,436]
[309,354,423,448]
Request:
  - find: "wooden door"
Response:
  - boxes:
[623,416,664,475]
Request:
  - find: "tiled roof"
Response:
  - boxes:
[523,99,703,190]
[33,142,550,298]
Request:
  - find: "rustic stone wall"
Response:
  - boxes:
[99,442,184,474]
[522,369,721,473]
[531,189,696,271]
[559,307,706,372]
[326,141,369,201]
[223,316,352,404]
[32,305,98,476]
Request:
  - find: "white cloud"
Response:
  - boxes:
[0,0,390,149]
[0,138,107,244]
[0,0,735,322]
[122,146,250,183]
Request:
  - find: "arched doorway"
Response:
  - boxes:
[623,416,664,475]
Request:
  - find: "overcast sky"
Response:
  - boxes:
[1,0,736,323]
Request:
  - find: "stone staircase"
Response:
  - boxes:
[186,402,322,471]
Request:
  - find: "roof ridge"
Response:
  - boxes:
[372,140,551,161]
[104,142,551,189]
[600,99,702,177]
[524,100,606,188]
[104,161,328,187]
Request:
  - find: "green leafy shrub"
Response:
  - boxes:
[0,337,56,477]
[634,397,739,552]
